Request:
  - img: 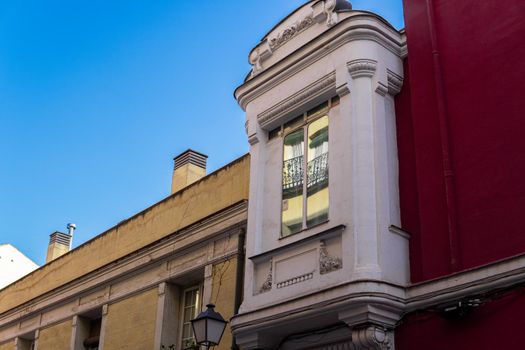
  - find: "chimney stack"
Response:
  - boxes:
[171,149,208,194]
[45,224,75,263]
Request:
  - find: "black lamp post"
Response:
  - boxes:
[191,304,228,349]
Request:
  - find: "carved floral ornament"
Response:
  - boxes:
[269,15,314,51]
[259,259,273,293]
[319,240,342,274]
[249,0,351,76]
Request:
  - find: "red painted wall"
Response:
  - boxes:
[397,0,525,282]
[396,289,525,350]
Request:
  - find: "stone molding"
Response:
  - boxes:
[352,326,394,350]
[257,72,336,130]
[336,82,350,97]
[248,133,260,146]
[387,69,403,96]
[249,0,345,77]
[348,59,377,78]
[233,252,525,349]
[237,14,407,110]
[339,304,403,329]
[276,272,314,289]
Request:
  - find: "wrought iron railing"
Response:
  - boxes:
[283,155,304,190]
[307,152,329,189]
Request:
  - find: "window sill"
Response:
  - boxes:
[279,220,330,241]
[249,223,345,262]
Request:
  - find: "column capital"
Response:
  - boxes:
[348,59,377,78]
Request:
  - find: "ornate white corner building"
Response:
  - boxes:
[233,1,408,348]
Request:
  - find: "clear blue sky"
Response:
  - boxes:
[0,0,404,265]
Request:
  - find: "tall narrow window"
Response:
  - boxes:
[181,286,201,350]
[281,105,330,237]
[282,129,305,236]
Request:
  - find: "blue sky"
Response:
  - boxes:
[0,0,404,265]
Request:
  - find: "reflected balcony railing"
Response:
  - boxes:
[283,155,304,191]
[307,152,328,189]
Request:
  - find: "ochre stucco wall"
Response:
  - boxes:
[38,320,71,350]
[0,340,14,350]
[103,288,158,350]
[210,257,238,350]
[0,155,249,314]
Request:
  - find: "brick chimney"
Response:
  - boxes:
[171,149,208,194]
[45,231,72,263]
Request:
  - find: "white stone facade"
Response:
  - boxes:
[0,244,39,290]
[233,1,408,348]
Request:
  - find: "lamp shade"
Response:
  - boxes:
[191,304,228,347]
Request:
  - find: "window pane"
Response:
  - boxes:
[307,115,329,227]
[181,288,200,350]
[282,129,304,236]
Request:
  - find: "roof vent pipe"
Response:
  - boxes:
[67,223,76,250]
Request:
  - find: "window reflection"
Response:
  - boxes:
[282,129,304,236]
[307,115,329,227]
[181,287,200,349]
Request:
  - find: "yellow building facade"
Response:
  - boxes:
[0,151,250,350]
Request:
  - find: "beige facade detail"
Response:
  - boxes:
[0,155,249,315]
[38,321,71,350]
[210,258,238,350]
[0,340,14,350]
[0,155,249,349]
[104,289,158,350]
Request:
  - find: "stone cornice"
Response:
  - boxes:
[236,13,406,110]
[406,252,525,312]
[257,72,336,130]
[387,69,404,95]
[233,252,525,338]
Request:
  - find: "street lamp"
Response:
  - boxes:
[191,304,228,349]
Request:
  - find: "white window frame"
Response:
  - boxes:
[179,285,202,350]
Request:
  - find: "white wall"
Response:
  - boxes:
[0,244,39,289]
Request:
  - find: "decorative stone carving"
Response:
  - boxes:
[269,15,315,50]
[375,82,389,97]
[387,69,404,95]
[336,82,350,97]
[325,0,339,27]
[276,272,314,289]
[348,59,377,78]
[259,259,273,293]
[319,240,342,274]
[248,133,259,146]
[249,41,272,76]
[351,326,393,350]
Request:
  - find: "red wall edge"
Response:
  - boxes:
[398,0,525,282]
